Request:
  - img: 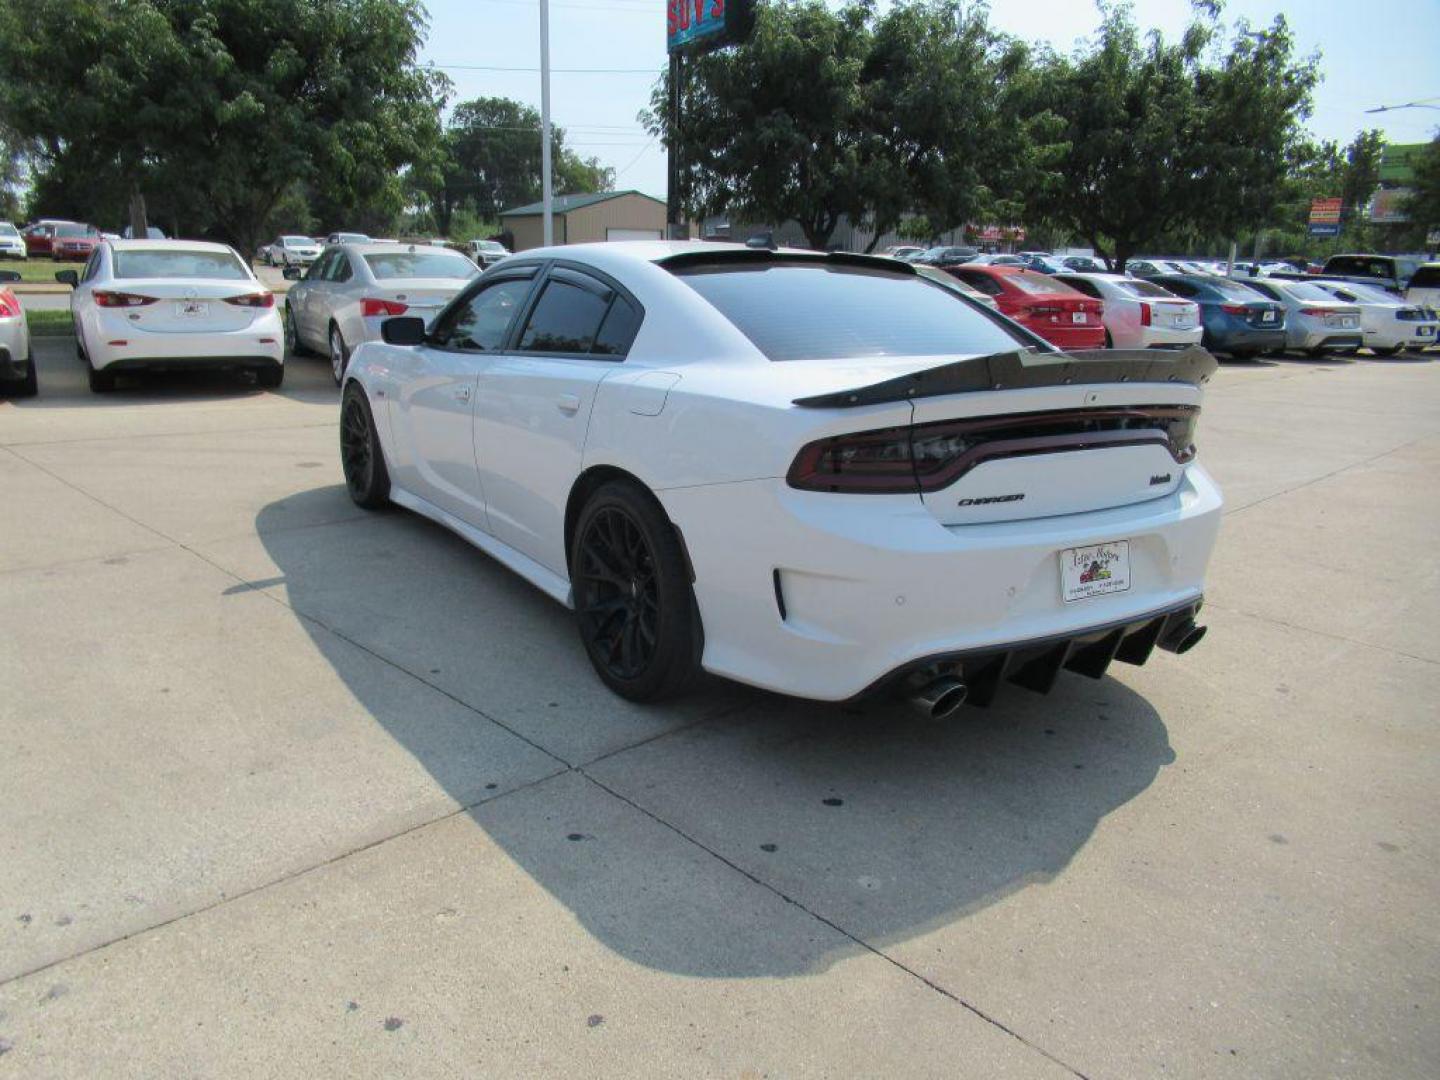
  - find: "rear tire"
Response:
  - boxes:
[340,382,390,509]
[256,365,283,389]
[1372,346,1400,357]
[88,364,115,393]
[283,303,304,357]
[329,324,349,385]
[571,481,703,703]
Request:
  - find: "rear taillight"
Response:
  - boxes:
[361,298,408,318]
[1220,303,1250,316]
[0,290,20,318]
[787,406,1201,494]
[1140,302,1152,326]
[94,290,157,308]
[1298,307,1331,317]
[223,291,274,308]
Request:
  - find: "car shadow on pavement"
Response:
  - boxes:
[254,487,1175,978]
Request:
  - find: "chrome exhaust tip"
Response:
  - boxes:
[908,676,969,720]
[1158,619,1207,655]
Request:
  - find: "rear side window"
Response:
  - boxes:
[1119,280,1174,298]
[1243,281,1282,301]
[952,269,1002,296]
[1154,278,1197,297]
[519,276,611,354]
[1056,276,1101,299]
[672,261,1029,362]
[592,296,641,356]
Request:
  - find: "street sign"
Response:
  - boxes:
[1308,197,1342,238]
[1307,223,1341,237]
[667,0,755,54]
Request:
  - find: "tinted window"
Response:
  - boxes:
[1243,281,1281,300]
[952,269,1003,295]
[1155,278,1197,297]
[518,277,612,354]
[1325,256,1392,279]
[435,278,532,350]
[364,252,477,280]
[112,249,249,280]
[1055,276,1101,299]
[1408,266,1440,288]
[304,251,335,281]
[326,254,353,283]
[1007,272,1072,296]
[673,261,1028,362]
[1211,279,1271,302]
[1280,281,1337,302]
[592,296,641,356]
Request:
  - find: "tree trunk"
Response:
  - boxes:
[128,188,148,240]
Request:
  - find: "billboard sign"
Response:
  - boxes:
[1308,197,1342,237]
[667,0,754,55]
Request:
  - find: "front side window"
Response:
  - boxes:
[326,254,353,283]
[672,260,1029,362]
[433,277,533,350]
[112,249,250,281]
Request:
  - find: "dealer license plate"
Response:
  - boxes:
[1060,541,1131,603]
[175,301,209,318]
[1071,312,1087,324]
[1262,310,1277,322]
[1172,314,1195,329]
[1419,325,1434,336]
[1339,317,1357,328]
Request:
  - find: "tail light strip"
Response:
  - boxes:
[788,405,1200,494]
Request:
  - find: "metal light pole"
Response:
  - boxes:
[540,0,554,247]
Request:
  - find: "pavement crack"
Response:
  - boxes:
[1205,601,1440,667]
[575,771,1093,1080]
[1222,433,1433,519]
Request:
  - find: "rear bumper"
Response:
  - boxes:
[1204,324,1286,353]
[0,343,33,380]
[1291,326,1363,351]
[95,355,282,374]
[659,463,1223,702]
[1030,325,1106,350]
[86,310,285,370]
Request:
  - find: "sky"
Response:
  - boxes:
[417,0,1440,203]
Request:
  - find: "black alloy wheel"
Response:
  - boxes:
[340,384,389,508]
[572,482,701,701]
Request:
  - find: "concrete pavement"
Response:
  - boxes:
[1,341,1437,1077]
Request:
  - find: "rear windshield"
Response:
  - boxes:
[671,261,1029,362]
[1280,281,1338,302]
[1119,279,1175,298]
[1005,272,1072,295]
[1211,279,1272,302]
[113,249,250,281]
[1409,266,1440,289]
[1325,256,1394,279]
[364,251,476,280]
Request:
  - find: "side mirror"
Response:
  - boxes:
[380,316,427,346]
[282,266,302,281]
[55,269,79,287]
[0,269,20,283]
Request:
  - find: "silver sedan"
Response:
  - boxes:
[0,268,36,396]
[282,243,480,383]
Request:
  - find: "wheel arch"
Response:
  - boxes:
[563,465,694,582]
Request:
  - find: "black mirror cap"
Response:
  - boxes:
[55,269,79,287]
[281,266,302,280]
[380,316,426,346]
[0,269,20,283]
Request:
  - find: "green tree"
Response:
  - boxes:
[1401,136,1440,249]
[0,0,447,252]
[1019,2,1318,270]
[422,96,615,235]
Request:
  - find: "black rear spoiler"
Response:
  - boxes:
[791,347,1218,408]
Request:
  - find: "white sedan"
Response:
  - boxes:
[62,240,284,392]
[1053,272,1202,349]
[0,269,37,396]
[1309,279,1438,355]
[283,243,480,383]
[263,235,322,267]
[339,243,1222,713]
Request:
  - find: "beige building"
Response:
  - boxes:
[500,190,670,251]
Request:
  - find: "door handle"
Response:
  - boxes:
[556,393,581,415]
[454,384,472,403]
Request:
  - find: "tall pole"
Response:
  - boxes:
[540,0,554,247]
[666,53,681,240]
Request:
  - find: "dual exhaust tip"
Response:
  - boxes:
[903,619,1207,719]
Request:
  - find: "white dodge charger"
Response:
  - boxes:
[64,240,284,392]
[340,243,1222,715]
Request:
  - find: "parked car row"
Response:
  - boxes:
[8,219,166,258]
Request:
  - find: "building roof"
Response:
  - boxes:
[499,190,664,218]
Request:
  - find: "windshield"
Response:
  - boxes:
[0,224,17,237]
[113,249,251,281]
[282,236,310,246]
[671,260,1029,362]
[55,224,92,238]
[363,251,477,280]
[335,233,369,243]
[475,241,505,252]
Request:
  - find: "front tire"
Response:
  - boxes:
[571,481,702,702]
[329,324,349,385]
[340,382,390,509]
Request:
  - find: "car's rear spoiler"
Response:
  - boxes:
[791,347,1219,408]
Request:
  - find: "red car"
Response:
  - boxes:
[22,220,76,257]
[946,264,1106,350]
[49,222,102,261]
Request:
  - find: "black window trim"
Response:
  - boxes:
[500,258,646,361]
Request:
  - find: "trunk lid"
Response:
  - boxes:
[364,278,469,318]
[104,279,267,334]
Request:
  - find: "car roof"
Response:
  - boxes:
[109,239,237,253]
[341,242,466,256]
